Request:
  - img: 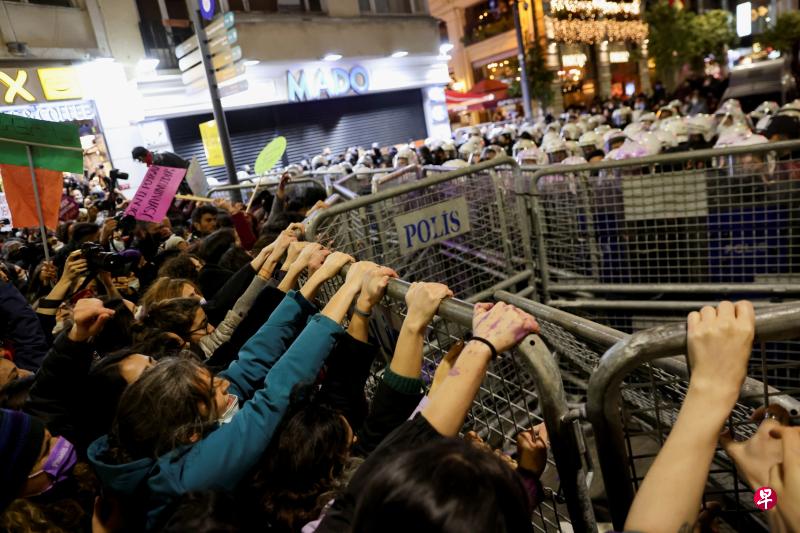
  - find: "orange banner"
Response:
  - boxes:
[1,164,63,229]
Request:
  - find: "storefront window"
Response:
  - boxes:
[359,0,426,14]
[473,56,520,85]
[463,0,514,46]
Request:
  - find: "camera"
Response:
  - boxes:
[109,169,129,181]
[80,242,135,276]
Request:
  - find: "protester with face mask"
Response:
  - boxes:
[0,408,96,533]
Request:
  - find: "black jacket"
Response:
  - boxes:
[0,281,49,372]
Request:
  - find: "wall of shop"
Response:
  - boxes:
[235,13,440,61]
[165,89,428,182]
[0,2,99,60]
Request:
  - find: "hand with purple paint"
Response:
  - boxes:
[471,302,540,354]
[404,282,454,333]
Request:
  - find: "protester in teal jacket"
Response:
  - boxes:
[87,253,372,530]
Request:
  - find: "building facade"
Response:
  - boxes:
[0,0,450,187]
[134,0,450,183]
[432,0,653,117]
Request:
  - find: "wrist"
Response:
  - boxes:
[67,327,87,343]
[402,316,428,335]
[356,295,377,312]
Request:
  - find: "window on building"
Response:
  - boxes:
[18,0,75,6]
[463,0,514,46]
[360,0,427,14]
[226,0,322,12]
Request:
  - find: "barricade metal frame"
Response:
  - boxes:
[587,302,800,530]
[309,268,600,532]
[306,157,536,302]
[519,140,800,306]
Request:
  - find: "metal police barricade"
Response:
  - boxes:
[586,301,800,531]
[522,140,800,306]
[206,174,328,204]
[371,164,422,193]
[309,268,599,532]
[307,157,535,302]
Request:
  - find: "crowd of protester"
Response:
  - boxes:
[1,91,800,531]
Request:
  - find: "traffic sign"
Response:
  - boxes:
[182,60,245,88]
[175,27,237,60]
[200,0,215,20]
[174,12,235,59]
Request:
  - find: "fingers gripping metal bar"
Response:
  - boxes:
[516,335,599,532]
[586,301,800,529]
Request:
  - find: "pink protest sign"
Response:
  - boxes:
[124,165,187,223]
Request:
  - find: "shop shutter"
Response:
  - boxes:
[167,89,427,183]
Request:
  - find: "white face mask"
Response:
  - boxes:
[112,239,126,251]
[218,395,240,425]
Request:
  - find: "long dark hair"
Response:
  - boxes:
[93,298,135,356]
[197,228,236,266]
[250,393,351,532]
[133,297,201,345]
[107,358,217,462]
[352,438,534,533]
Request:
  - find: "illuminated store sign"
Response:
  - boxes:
[287,65,370,102]
[0,67,83,105]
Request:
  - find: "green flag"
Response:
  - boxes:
[0,113,82,173]
[254,136,287,175]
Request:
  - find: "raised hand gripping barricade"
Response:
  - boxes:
[307,157,535,303]
[307,268,601,532]
[522,140,800,310]
[586,301,800,531]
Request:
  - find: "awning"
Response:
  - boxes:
[446,89,496,111]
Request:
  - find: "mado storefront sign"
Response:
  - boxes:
[287,65,370,102]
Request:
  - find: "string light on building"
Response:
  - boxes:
[549,0,641,17]
[545,17,648,43]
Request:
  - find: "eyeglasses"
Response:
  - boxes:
[189,317,209,336]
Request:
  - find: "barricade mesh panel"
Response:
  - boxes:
[310,165,527,300]
[532,154,800,291]
[310,277,601,531]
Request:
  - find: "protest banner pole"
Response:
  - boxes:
[25,144,50,262]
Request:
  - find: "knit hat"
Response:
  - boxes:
[0,409,46,511]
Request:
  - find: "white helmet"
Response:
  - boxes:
[458,138,483,160]
[578,131,602,153]
[623,122,646,138]
[284,163,304,177]
[611,106,633,127]
[356,154,374,168]
[540,131,561,149]
[777,99,800,119]
[612,137,660,160]
[544,121,562,135]
[512,138,536,156]
[311,155,328,170]
[594,124,611,136]
[516,146,547,166]
[542,137,569,163]
[603,128,627,153]
[592,114,607,125]
[637,111,657,126]
[750,101,779,121]
[686,114,716,143]
[715,112,749,136]
[441,140,457,159]
[658,117,689,145]
[561,123,582,141]
[502,125,517,140]
[393,147,418,168]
